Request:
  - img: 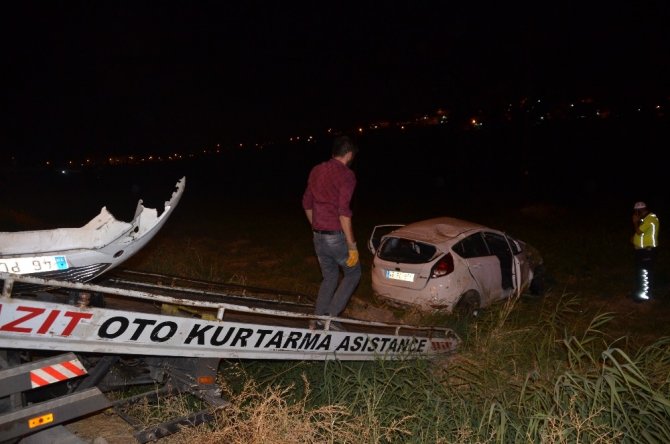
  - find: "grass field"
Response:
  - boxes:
[4,123,670,442]
[43,162,667,442]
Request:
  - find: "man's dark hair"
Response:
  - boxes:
[332,135,358,157]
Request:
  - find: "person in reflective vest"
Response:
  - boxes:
[631,201,660,301]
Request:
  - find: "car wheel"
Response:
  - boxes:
[454,291,480,318]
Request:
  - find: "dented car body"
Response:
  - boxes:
[0,177,185,283]
[367,217,545,316]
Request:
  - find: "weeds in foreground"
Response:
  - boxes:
[162,374,358,444]
[151,292,670,443]
[112,389,207,431]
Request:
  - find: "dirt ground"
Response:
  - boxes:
[65,410,138,444]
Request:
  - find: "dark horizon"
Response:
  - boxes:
[4,91,668,167]
[4,113,668,211]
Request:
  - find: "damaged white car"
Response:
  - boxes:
[367,217,545,316]
[0,176,185,283]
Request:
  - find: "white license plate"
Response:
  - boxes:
[385,270,415,282]
[0,256,69,275]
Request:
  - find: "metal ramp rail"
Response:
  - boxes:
[0,272,461,361]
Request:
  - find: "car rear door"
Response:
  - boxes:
[455,233,506,305]
[481,231,524,299]
[507,236,532,292]
[373,236,440,291]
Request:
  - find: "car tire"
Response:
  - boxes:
[454,291,480,318]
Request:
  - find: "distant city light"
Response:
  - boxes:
[10,95,666,171]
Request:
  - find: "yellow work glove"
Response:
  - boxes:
[346,244,359,267]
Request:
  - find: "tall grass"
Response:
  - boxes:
[118,196,670,443]
[155,291,669,443]
[6,138,670,443]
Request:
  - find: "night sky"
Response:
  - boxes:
[3,2,669,159]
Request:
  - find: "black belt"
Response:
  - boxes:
[313,229,342,235]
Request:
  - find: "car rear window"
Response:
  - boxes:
[378,237,437,263]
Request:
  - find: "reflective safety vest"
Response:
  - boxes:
[632,212,660,249]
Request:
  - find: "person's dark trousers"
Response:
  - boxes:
[634,247,657,300]
[313,231,362,316]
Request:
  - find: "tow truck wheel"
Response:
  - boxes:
[0,350,23,414]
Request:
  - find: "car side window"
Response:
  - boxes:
[482,232,512,256]
[452,233,490,258]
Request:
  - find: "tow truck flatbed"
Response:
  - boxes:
[0,176,460,442]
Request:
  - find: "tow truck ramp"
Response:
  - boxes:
[0,271,461,442]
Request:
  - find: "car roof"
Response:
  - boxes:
[388,217,489,245]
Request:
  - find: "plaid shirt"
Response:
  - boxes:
[302,158,356,231]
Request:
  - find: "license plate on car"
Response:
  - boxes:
[385,270,415,282]
[0,256,69,275]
